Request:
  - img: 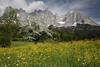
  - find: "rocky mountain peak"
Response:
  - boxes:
[62,10,98,27]
[30,9,59,27]
[15,8,99,28]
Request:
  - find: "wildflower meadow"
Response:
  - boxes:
[0,40,100,67]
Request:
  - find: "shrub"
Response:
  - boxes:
[0,6,19,47]
[0,37,11,47]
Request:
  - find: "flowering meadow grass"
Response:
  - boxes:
[0,40,100,67]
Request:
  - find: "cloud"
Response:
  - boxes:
[0,0,96,16]
[0,0,45,16]
[26,1,45,13]
[0,0,99,21]
[44,0,93,15]
[11,0,28,9]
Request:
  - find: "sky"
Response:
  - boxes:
[0,0,100,23]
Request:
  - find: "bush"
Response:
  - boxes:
[0,37,11,47]
[0,24,11,47]
[50,29,75,42]
[0,6,19,47]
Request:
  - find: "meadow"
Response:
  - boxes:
[0,40,100,67]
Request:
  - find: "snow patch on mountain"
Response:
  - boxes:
[58,21,65,24]
[72,22,77,26]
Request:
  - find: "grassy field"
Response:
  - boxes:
[0,40,100,67]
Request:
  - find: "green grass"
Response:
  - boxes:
[0,40,100,67]
[11,41,34,47]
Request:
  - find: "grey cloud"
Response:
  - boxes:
[0,0,99,23]
[0,0,45,16]
[44,0,94,15]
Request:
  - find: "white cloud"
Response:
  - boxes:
[11,0,28,9]
[0,0,45,16]
[0,0,96,16]
[45,0,92,15]
[26,1,45,13]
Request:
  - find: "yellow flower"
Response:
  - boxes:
[22,62,28,65]
[17,56,21,58]
[77,58,81,62]
[48,56,50,58]
[8,64,10,66]
[21,58,25,61]
[95,57,98,60]
[35,50,39,54]
[8,56,11,59]
[17,60,20,62]
[4,65,7,67]
[83,62,86,65]
[16,64,19,66]
[60,48,63,52]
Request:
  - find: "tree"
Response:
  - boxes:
[0,6,19,47]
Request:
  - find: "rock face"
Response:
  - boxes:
[60,10,98,27]
[16,8,34,27]
[16,9,60,31]
[30,9,59,26]
[16,9,99,29]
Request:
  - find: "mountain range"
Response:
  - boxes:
[0,7,100,41]
[16,8,99,28]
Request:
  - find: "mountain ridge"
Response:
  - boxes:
[16,9,99,28]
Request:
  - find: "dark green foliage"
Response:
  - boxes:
[31,31,52,43]
[0,6,19,47]
[49,25,100,42]
[50,30,61,41]
[60,31,75,41]
[2,6,19,37]
[0,37,11,47]
[0,24,11,47]
[50,30,75,42]
[74,30,100,40]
